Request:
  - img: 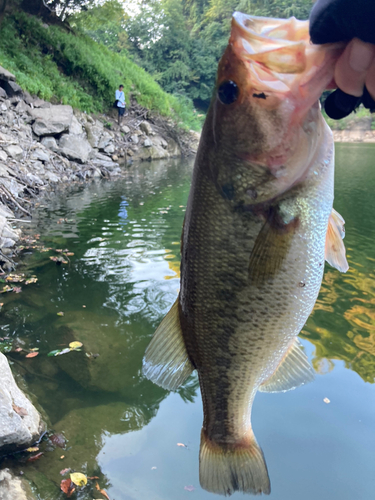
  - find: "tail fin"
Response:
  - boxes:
[199,430,270,496]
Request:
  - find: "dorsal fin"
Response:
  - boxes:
[259,338,314,393]
[325,208,349,273]
[142,298,194,391]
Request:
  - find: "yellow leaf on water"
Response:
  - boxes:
[57,312,64,316]
[69,341,83,350]
[26,447,39,452]
[70,472,87,487]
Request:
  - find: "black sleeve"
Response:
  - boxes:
[310,0,375,45]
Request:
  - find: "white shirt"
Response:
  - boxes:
[115,89,125,108]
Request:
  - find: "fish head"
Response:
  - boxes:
[210,12,344,204]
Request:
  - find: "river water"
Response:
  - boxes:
[1,144,375,500]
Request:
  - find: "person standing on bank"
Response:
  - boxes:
[115,84,126,125]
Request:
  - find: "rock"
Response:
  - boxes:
[0,66,15,82]
[0,151,7,162]
[130,134,139,144]
[120,124,130,134]
[84,123,104,148]
[92,168,102,178]
[44,172,60,183]
[94,151,110,161]
[15,100,29,114]
[30,148,50,163]
[97,130,113,150]
[58,134,92,164]
[139,121,153,135]
[0,353,44,456]
[0,81,22,97]
[4,145,23,161]
[31,99,50,109]
[126,149,134,157]
[143,138,152,147]
[0,88,7,99]
[111,154,118,161]
[69,115,83,135]
[0,469,37,500]
[40,137,58,152]
[30,105,73,136]
[92,160,119,170]
[103,143,115,154]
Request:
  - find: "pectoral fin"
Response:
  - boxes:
[325,208,349,273]
[249,208,298,285]
[142,298,194,391]
[259,338,314,393]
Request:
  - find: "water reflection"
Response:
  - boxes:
[0,148,375,498]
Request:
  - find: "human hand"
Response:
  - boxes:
[310,0,375,119]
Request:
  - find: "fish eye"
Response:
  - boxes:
[217,81,239,105]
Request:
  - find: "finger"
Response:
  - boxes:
[334,38,375,97]
[365,57,375,100]
[324,89,361,119]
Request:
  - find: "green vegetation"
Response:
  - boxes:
[0,10,202,130]
[76,0,312,109]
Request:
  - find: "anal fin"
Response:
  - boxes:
[142,298,194,391]
[259,338,314,393]
[325,208,349,273]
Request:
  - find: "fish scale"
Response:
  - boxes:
[143,12,348,496]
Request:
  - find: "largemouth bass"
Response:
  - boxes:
[143,12,349,496]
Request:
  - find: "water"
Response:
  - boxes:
[0,146,375,499]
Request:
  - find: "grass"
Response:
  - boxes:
[0,12,203,131]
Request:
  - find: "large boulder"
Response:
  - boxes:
[30,105,73,136]
[0,353,45,456]
[0,469,37,500]
[139,121,153,135]
[58,134,92,164]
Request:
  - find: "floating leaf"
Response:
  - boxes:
[25,278,38,285]
[177,443,187,447]
[70,472,87,487]
[87,476,99,480]
[15,347,23,352]
[47,350,61,357]
[323,397,330,404]
[13,287,22,293]
[26,447,39,452]
[60,478,75,497]
[184,485,195,492]
[66,252,74,256]
[60,468,70,475]
[27,452,43,462]
[57,312,64,316]
[100,489,110,500]
[26,352,39,358]
[56,348,71,356]
[29,348,39,352]
[69,341,83,350]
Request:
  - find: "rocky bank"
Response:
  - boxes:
[0,65,199,274]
